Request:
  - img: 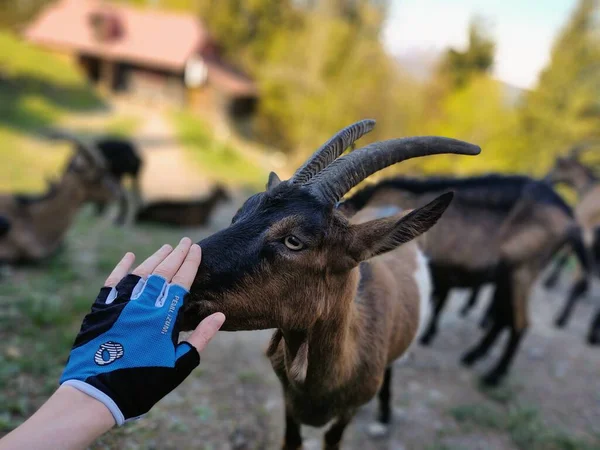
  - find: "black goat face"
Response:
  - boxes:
[181,181,352,332]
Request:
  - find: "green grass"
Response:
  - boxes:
[0,30,104,192]
[450,403,600,450]
[104,115,142,137]
[478,380,520,404]
[171,111,267,190]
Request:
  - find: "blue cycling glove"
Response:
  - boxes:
[60,274,199,425]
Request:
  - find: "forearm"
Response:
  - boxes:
[0,386,115,450]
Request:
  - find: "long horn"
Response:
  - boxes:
[303,137,481,204]
[43,128,107,169]
[291,119,376,184]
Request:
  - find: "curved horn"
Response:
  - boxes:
[303,137,481,204]
[291,119,376,184]
[44,128,107,169]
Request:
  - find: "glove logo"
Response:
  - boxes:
[94,341,124,366]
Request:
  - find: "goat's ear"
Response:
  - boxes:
[266,171,282,190]
[349,192,454,262]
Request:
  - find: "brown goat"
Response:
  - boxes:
[0,138,118,263]
[545,150,600,343]
[178,120,480,448]
[135,185,230,227]
[340,175,591,384]
[45,129,142,225]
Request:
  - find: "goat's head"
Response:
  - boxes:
[181,120,480,331]
[546,144,599,187]
[47,130,121,202]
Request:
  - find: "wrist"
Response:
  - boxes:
[0,386,115,450]
[56,385,116,430]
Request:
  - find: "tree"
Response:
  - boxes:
[519,0,600,174]
[437,18,495,89]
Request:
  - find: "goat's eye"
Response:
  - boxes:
[284,235,304,251]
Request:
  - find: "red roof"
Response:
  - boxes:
[25,0,257,96]
[26,0,208,72]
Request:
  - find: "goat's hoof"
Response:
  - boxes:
[460,352,478,367]
[554,317,567,329]
[587,334,600,346]
[366,422,389,439]
[459,308,470,318]
[481,371,503,387]
[544,278,558,289]
[419,333,434,346]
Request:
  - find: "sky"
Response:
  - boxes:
[383,0,578,89]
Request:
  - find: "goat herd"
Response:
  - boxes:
[1,121,599,448]
[0,129,230,262]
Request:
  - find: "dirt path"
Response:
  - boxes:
[135,111,211,201]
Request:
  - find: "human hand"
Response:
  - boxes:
[60,238,225,426]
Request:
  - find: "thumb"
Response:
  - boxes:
[185,312,225,353]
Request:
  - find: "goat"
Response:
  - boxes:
[0,136,119,263]
[135,185,230,227]
[45,130,142,225]
[544,148,600,342]
[339,174,593,385]
[177,120,481,449]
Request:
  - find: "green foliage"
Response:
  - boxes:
[403,76,522,176]
[437,19,495,89]
[0,0,51,30]
[450,403,600,450]
[519,0,600,175]
[0,30,104,192]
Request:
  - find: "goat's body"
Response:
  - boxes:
[135,187,228,227]
[74,138,142,225]
[0,176,86,263]
[268,206,429,430]
[343,175,582,384]
[544,156,600,342]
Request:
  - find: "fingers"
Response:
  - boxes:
[104,252,135,287]
[185,313,226,352]
[170,244,202,290]
[132,244,173,278]
[152,237,192,282]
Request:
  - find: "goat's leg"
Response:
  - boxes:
[420,284,450,346]
[482,326,526,386]
[283,411,302,450]
[478,293,495,330]
[482,265,532,386]
[460,286,480,317]
[323,411,355,450]
[367,367,392,438]
[555,275,588,328]
[115,187,129,226]
[543,250,570,289]
[131,175,142,216]
[464,261,516,365]
[588,308,600,346]
[461,320,504,367]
